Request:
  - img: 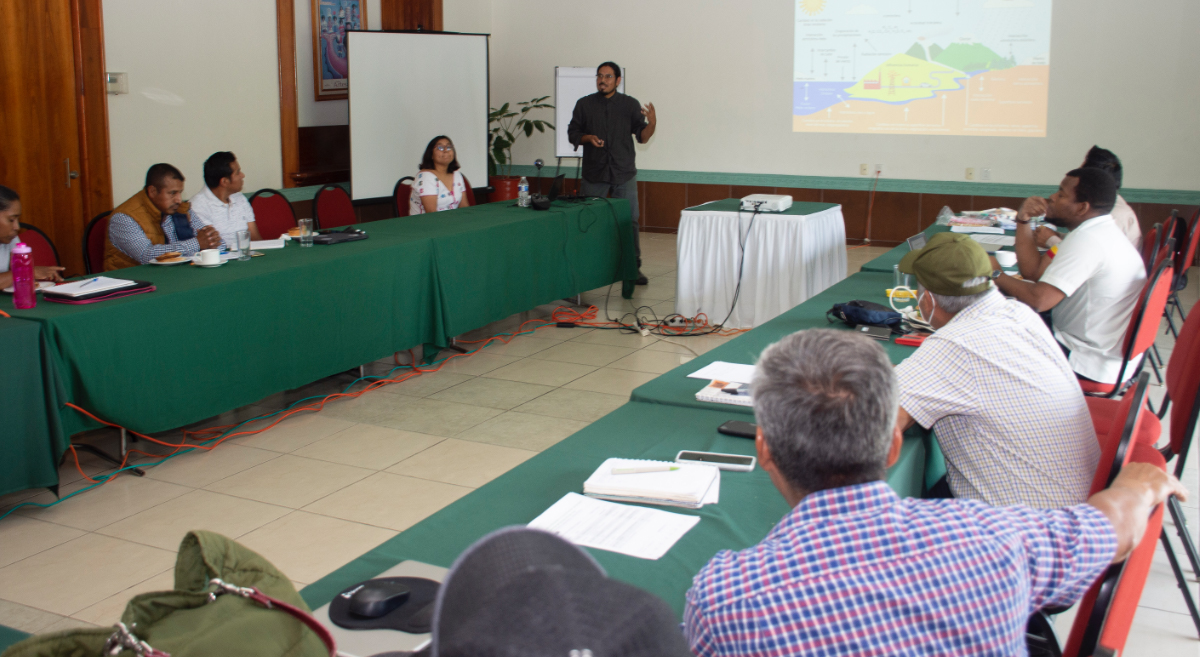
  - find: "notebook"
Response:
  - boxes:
[583,458,720,509]
[44,277,137,298]
[695,380,754,407]
[969,234,1016,247]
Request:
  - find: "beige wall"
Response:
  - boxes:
[103,0,284,201]
[488,0,1200,191]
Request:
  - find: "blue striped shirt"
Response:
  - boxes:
[108,210,225,264]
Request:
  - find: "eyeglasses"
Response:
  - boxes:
[596,74,616,80]
[435,145,455,152]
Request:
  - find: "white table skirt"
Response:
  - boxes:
[675,203,847,328]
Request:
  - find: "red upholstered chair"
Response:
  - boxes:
[1164,208,1199,333]
[83,211,110,274]
[248,188,298,239]
[1145,300,1200,635]
[312,184,356,229]
[392,176,415,217]
[1060,441,1169,657]
[1078,258,1174,397]
[17,223,59,267]
[461,175,477,207]
[1086,372,1151,497]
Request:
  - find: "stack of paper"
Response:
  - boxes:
[583,458,719,509]
[529,493,701,560]
[687,361,755,384]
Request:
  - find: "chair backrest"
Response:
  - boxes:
[312,184,356,229]
[462,175,476,206]
[1141,223,1160,275]
[83,211,111,274]
[17,223,59,268]
[1165,301,1200,464]
[1176,208,1199,276]
[393,176,415,217]
[1092,258,1176,393]
[1062,441,1167,657]
[1088,371,1151,497]
[247,188,298,239]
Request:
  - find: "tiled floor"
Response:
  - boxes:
[0,233,1196,656]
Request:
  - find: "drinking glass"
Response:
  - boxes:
[893,264,910,290]
[299,218,314,248]
[236,230,252,261]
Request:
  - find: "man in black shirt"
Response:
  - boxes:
[568,61,657,284]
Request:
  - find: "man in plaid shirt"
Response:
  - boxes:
[684,329,1185,656]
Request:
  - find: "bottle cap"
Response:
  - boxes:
[12,242,31,254]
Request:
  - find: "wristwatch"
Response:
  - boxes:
[990,269,1003,280]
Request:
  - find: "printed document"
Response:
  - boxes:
[687,361,756,385]
[528,493,700,560]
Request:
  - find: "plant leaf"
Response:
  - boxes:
[523,122,534,137]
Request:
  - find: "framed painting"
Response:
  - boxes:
[311,0,367,101]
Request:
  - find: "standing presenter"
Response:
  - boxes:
[568,61,656,285]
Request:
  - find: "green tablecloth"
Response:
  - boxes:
[0,199,636,440]
[0,318,69,498]
[859,223,953,273]
[685,199,839,216]
[300,400,926,617]
[0,624,29,653]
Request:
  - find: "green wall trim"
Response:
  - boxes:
[506,165,1200,205]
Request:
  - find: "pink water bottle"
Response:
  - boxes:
[11,242,36,309]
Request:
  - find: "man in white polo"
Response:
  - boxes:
[894,232,1098,508]
[189,151,260,248]
[993,167,1146,385]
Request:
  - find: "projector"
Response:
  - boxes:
[740,194,792,212]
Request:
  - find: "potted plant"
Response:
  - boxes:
[488,96,554,201]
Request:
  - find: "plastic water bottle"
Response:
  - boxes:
[518,177,530,207]
[10,242,36,309]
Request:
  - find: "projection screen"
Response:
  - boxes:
[349,31,489,200]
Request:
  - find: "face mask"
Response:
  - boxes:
[890,285,936,333]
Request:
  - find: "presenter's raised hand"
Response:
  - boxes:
[642,102,656,126]
[582,135,605,148]
[1017,196,1048,224]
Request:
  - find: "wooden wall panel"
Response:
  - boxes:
[75,0,112,229]
[822,189,869,242]
[968,195,1026,212]
[685,184,731,208]
[381,0,443,31]
[731,185,776,198]
[276,0,300,188]
[866,191,920,244]
[775,187,824,203]
[643,181,686,232]
[918,193,960,229]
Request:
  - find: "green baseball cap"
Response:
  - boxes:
[898,232,993,296]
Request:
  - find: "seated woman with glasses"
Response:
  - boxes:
[410,135,471,215]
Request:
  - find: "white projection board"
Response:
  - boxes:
[349,31,489,200]
[554,67,625,158]
[792,0,1052,137]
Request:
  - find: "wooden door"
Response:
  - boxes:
[381,0,443,31]
[0,0,108,276]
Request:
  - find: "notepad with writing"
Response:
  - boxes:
[695,380,754,407]
[44,277,136,298]
[583,458,719,509]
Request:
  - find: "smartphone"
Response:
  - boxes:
[676,450,756,472]
[858,325,892,341]
[717,420,757,439]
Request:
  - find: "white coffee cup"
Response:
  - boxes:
[995,251,1017,268]
[197,249,221,266]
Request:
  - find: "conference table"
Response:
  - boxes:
[299,266,944,619]
[0,199,637,498]
[0,318,69,497]
[675,199,847,328]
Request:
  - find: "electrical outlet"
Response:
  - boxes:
[874,164,883,175]
[860,164,869,176]
[965,167,976,181]
[981,168,992,181]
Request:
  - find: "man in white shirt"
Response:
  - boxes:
[189,151,260,248]
[893,232,1098,508]
[1037,147,1141,251]
[993,168,1147,385]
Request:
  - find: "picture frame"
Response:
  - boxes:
[311,0,367,101]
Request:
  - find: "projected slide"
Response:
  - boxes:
[792,0,1052,137]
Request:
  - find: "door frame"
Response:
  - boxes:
[70,0,113,251]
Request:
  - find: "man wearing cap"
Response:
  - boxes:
[893,232,1098,508]
[993,168,1146,386]
[684,329,1187,656]
[425,527,691,657]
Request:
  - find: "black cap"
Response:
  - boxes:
[431,527,692,657]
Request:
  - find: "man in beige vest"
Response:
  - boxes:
[104,163,223,271]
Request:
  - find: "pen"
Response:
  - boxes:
[79,277,100,288]
[611,466,679,475]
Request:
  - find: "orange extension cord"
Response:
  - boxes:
[48,304,744,496]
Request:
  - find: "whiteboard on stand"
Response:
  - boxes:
[555,66,625,159]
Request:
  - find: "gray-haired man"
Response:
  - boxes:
[683,329,1185,656]
[894,231,1097,508]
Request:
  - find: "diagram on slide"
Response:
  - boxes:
[792,0,1052,137]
